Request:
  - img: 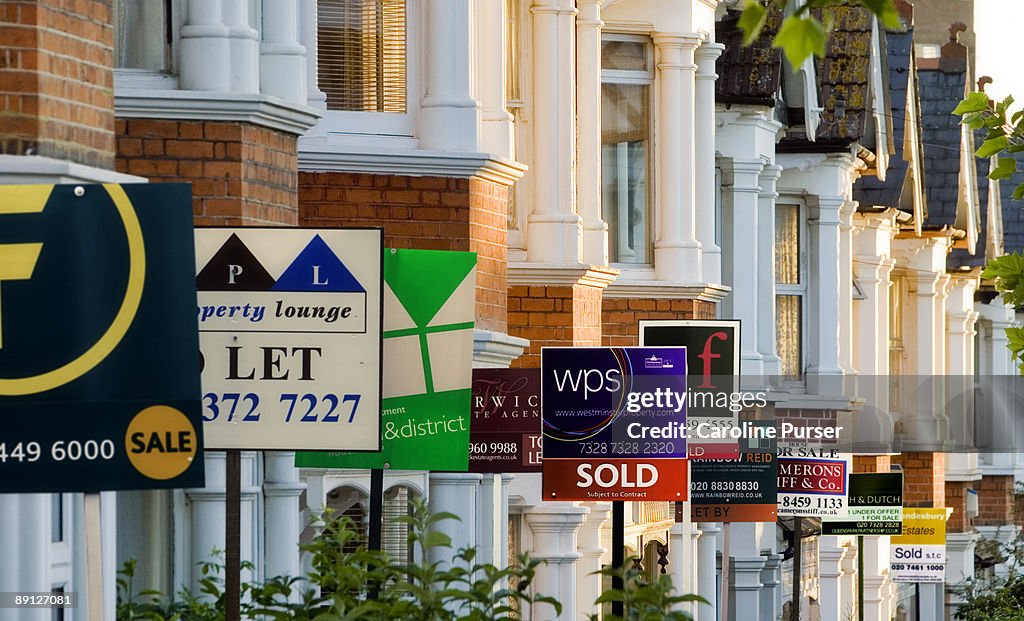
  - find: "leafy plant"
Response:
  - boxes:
[590,562,708,621]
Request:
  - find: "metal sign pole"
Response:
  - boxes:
[226,450,241,621]
[612,500,625,617]
[792,517,802,621]
[84,492,103,621]
[857,535,864,621]
[368,468,384,600]
[720,523,730,621]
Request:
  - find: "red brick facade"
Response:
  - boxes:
[299,171,511,333]
[977,475,1014,527]
[1,0,116,168]
[853,455,892,473]
[945,481,972,533]
[116,119,299,226]
[509,281,608,368]
[601,298,716,347]
[893,452,945,508]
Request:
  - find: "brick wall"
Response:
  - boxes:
[601,298,716,347]
[299,171,510,333]
[945,481,972,532]
[977,475,1014,527]
[1,0,116,167]
[509,283,605,368]
[853,455,892,473]
[893,452,945,508]
[116,119,299,225]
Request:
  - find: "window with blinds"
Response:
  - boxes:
[775,204,804,379]
[317,0,407,113]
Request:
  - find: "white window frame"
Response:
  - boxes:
[601,32,655,268]
[113,0,184,90]
[775,200,809,380]
[314,0,421,140]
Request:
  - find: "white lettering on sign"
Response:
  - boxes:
[576,462,658,488]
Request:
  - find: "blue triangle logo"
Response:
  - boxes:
[272,235,365,292]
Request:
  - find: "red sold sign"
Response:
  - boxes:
[542,459,688,501]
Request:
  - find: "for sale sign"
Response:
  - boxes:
[777,448,850,518]
[541,346,688,501]
[195,228,383,451]
[890,507,948,583]
[822,472,903,535]
[470,368,542,473]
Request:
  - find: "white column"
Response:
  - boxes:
[264,452,305,584]
[180,0,232,91]
[838,201,857,375]
[920,583,943,621]
[730,523,766,619]
[576,0,607,266]
[807,196,846,381]
[653,33,703,283]
[186,452,227,594]
[0,495,49,621]
[696,522,720,621]
[428,473,481,570]
[695,42,724,284]
[478,0,514,158]
[418,0,480,152]
[525,506,586,621]
[298,0,327,109]
[526,0,582,263]
[577,503,611,621]
[817,539,847,621]
[101,491,118,621]
[721,158,765,376]
[861,536,893,621]
[260,0,307,103]
[840,541,857,619]
[476,474,502,569]
[224,0,260,92]
[759,553,781,621]
[757,165,781,375]
[668,519,700,616]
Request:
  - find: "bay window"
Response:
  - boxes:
[775,203,805,378]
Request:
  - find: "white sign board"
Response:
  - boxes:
[195,228,383,450]
[890,508,948,583]
[777,448,851,518]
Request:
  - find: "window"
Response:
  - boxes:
[50,494,63,543]
[317,0,407,113]
[889,275,905,411]
[775,204,804,378]
[324,483,416,563]
[602,35,653,264]
[114,0,171,72]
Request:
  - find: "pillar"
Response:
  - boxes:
[179,0,232,91]
[526,0,582,263]
[260,0,307,103]
[525,505,586,621]
[479,0,514,158]
[817,539,847,621]
[224,0,260,92]
[298,0,327,109]
[757,164,781,375]
[186,452,227,593]
[419,0,480,151]
[730,523,766,619]
[264,452,305,584]
[861,536,893,621]
[695,42,725,284]
[696,522,720,621]
[807,196,845,379]
[946,532,978,617]
[477,474,502,569]
[838,200,857,375]
[428,473,481,570]
[0,495,49,621]
[652,33,703,283]
[577,0,607,266]
[577,502,611,620]
[760,553,781,621]
[721,158,765,375]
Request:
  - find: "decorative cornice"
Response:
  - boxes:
[603,280,730,303]
[508,263,619,289]
[0,155,145,184]
[116,89,322,136]
[298,146,528,186]
[473,329,530,368]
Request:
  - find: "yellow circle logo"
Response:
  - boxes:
[0,184,145,396]
[125,406,197,480]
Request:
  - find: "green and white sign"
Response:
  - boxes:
[822,472,903,536]
[296,248,476,471]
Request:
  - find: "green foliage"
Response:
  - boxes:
[955,576,1024,620]
[117,502,703,621]
[588,563,708,621]
[981,254,1024,374]
[736,0,901,67]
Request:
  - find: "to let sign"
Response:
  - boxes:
[195,228,383,451]
[541,346,688,501]
[470,368,542,473]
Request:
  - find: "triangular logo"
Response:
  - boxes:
[384,249,476,326]
[272,234,365,292]
[196,233,275,291]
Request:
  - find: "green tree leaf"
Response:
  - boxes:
[977,136,1011,159]
[773,15,826,67]
[954,92,993,115]
[738,1,769,45]
[991,157,1017,180]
